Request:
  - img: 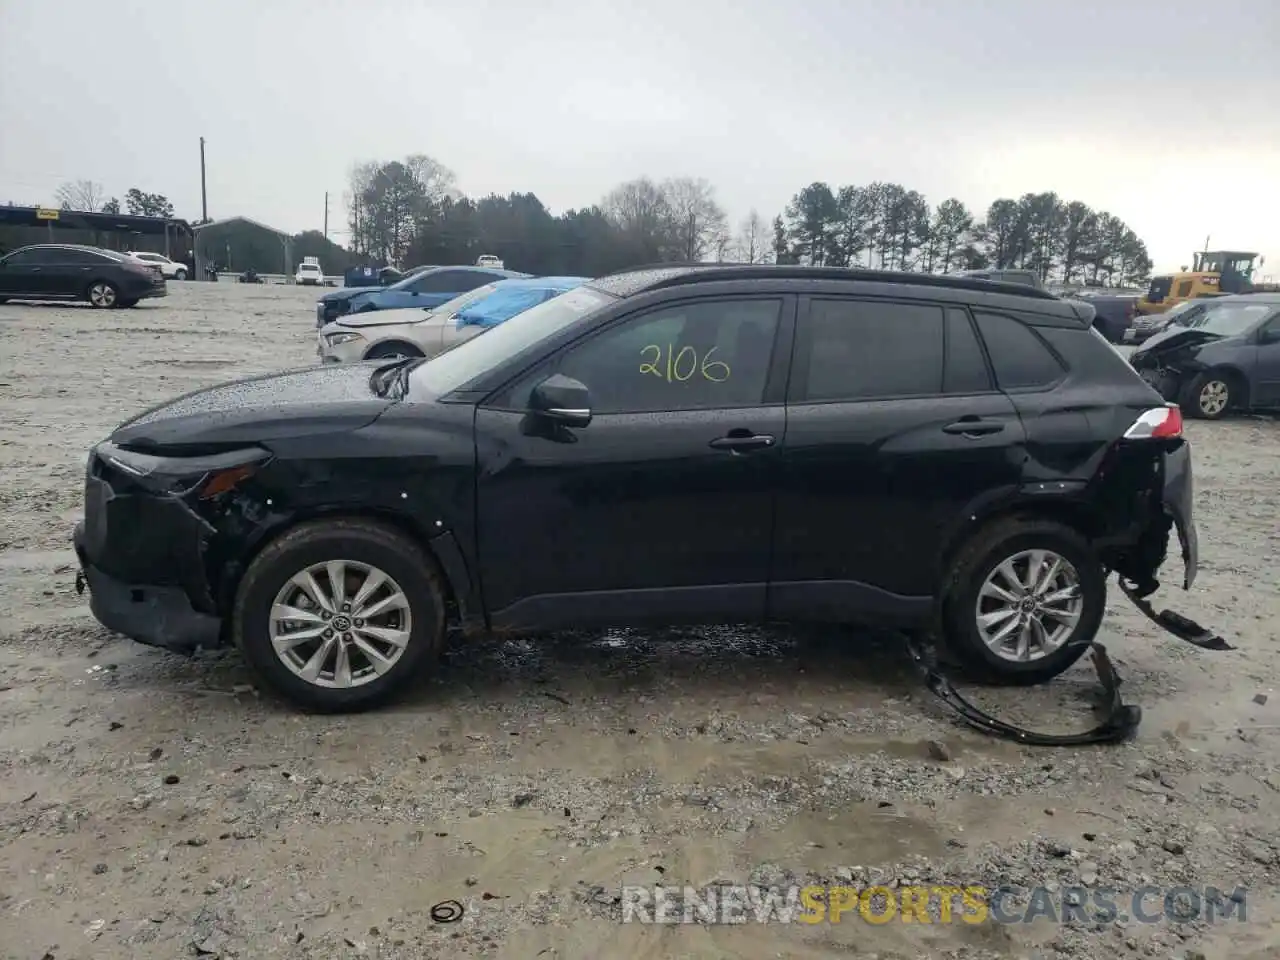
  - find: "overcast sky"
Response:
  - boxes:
[2,0,1277,275]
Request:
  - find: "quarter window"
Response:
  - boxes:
[2,249,41,266]
[944,308,993,394]
[797,299,945,401]
[972,312,1065,389]
[519,298,782,414]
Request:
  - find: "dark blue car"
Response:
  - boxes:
[315,265,527,327]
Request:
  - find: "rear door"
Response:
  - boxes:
[770,298,1026,622]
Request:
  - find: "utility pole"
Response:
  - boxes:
[324,192,329,240]
[199,137,208,223]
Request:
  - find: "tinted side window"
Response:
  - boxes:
[798,299,944,402]
[2,249,40,266]
[59,249,111,265]
[944,308,992,394]
[414,270,488,293]
[526,298,782,414]
[972,312,1065,390]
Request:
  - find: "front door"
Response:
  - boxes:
[1252,313,1280,406]
[771,298,1027,625]
[473,294,793,630]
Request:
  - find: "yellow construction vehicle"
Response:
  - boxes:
[1135,250,1270,315]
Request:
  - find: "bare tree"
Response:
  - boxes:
[732,209,772,263]
[54,180,106,212]
[602,177,677,261]
[403,154,457,203]
[662,176,727,262]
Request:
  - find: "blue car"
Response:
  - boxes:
[315,264,528,328]
[317,276,587,363]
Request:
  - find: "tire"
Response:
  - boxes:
[940,517,1105,685]
[174,268,187,281]
[1179,371,1234,420]
[232,518,447,712]
[364,341,424,360]
[86,280,118,308]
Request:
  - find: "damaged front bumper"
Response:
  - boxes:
[74,521,223,651]
[72,448,228,652]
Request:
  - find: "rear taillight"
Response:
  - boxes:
[1123,404,1183,440]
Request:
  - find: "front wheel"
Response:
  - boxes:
[174,268,187,281]
[940,518,1104,685]
[87,281,118,308]
[232,519,446,712]
[364,341,424,361]
[1179,371,1233,419]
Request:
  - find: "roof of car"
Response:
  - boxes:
[1220,291,1280,304]
[493,275,587,291]
[588,263,1063,302]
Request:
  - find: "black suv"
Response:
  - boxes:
[73,266,1199,711]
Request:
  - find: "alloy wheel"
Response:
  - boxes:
[89,283,116,307]
[974,549,1084,662]
[1198,380,1229,417]
[269,560,413,688]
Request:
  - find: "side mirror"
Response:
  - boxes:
[1258,326,1280,345]
[530,374,591,427]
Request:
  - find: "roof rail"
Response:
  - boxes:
[605,263,1061,301]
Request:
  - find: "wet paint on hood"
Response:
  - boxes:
[110,362,409,451]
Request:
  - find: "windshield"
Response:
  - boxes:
[413,284,615,394]
[1183,302,1272,337]
[428,282,502,316]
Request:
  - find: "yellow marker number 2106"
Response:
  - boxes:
[639,344,731,383]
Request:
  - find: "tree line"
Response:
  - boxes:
[44,161,1153,287]
[779,182,1152,286]
[53,180,175,218]
[346,156,1151,287]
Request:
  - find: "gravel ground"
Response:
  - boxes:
[1,282,1278,960]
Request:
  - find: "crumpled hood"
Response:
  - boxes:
[110,363,400,450]
[319,287,370,304]
[334,307,434,328]
[1132,326,1232,361]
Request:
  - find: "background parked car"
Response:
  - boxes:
[318,276,587,363]
[1071,291,1138,343]
[296,258,324,286]
[1123,296,1223,344]
[125,251,188,280]
[328,264,529,325]
[315,264,439,325]
[1128,293,1280,418]
[0,243,167,308]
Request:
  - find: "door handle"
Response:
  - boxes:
[709,432,775,452]
[942,417,1005,437]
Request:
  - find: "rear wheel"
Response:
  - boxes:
[364,341,424,360]
[232,519,446,712]
[174,268,187,280]
[1179,371,1234,419]
[940,518,1104,685]
[86,281,118,308]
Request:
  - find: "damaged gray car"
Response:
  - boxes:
[1129,293,1280,419]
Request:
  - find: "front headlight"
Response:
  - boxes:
[324,332,364,346]
[95,442,271,498]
